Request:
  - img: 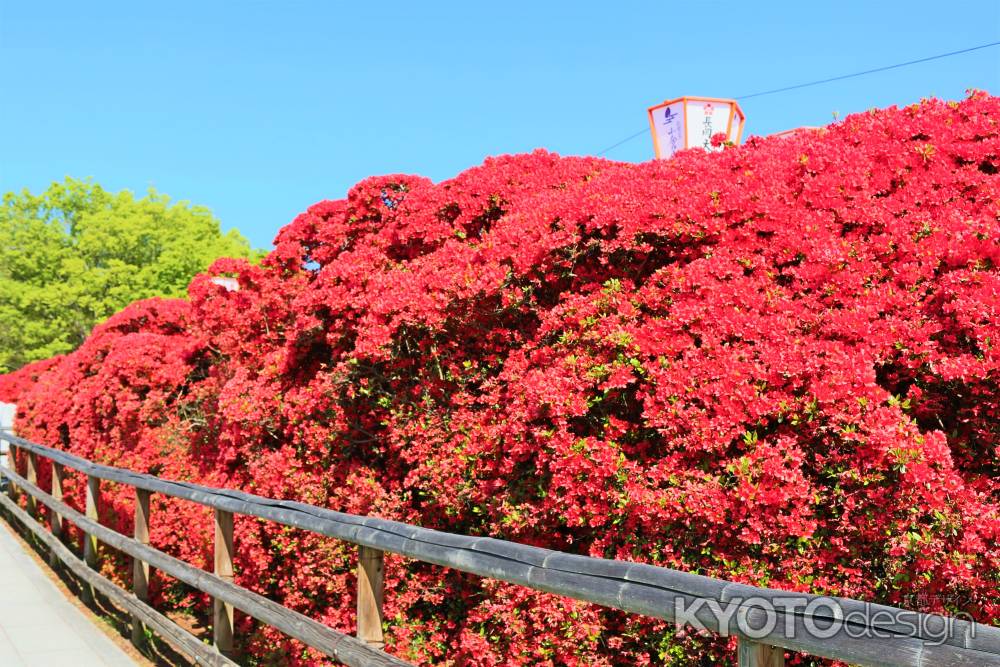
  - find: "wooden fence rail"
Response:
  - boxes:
[1,431,998,667]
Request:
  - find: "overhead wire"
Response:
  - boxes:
[595,40,1000,156]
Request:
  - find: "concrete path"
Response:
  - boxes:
[0,521,137,666]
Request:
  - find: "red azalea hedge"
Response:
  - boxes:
[2,93,999,666]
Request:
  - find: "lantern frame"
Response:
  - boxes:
[647,96,746,159]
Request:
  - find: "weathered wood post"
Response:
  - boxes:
[213,508,234,655]
[357,545,385,648]
[7,444,18,502]
[83,474,100,603]
[132,488,151,647]
[49,462,64,567]
[738,639,784,667]
[25,450,37,517]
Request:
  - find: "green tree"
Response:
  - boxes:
[0,177,259,372]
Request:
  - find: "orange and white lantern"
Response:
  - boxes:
[770,126,820,140]
[647,96,746,159]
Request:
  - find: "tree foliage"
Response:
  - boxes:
[0,178,257,371]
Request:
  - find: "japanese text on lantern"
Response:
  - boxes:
[647,97,746,159]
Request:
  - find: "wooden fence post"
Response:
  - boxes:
[83,474,100,603]
[132,488,151,647]
[357,545,385,648]
[25,450,37,517]
[738,639,784,667]
[49,462,64,567]
[213,508,234,655]
[7,444,18,501]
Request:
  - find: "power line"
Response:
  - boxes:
[593,128,649,156]
[735,40,1000,100]
[595,39,1000,156]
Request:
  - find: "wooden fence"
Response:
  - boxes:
[0,432,998,667]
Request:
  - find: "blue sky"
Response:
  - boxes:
[2,1,998,249]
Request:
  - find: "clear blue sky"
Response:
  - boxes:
[2,1,998,249]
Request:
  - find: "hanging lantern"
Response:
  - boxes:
[210,276,240,291]
[647,96,746,159]
[770,126,820,140]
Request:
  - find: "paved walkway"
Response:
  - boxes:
[0,521,137,667]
